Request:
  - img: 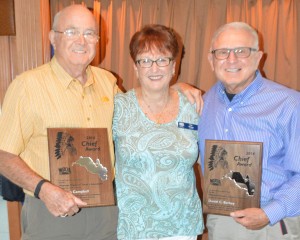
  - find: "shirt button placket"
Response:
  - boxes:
[224,107,233,136]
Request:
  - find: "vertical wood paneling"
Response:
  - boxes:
[41,0,51,64]
[0,0,51,105]
[0,37,13,104]
[14,0,44,74]
[7,202,22,240]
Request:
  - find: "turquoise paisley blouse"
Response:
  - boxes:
[113,90,204,239]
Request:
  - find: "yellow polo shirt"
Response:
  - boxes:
[0,57,119,195]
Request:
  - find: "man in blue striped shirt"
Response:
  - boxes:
[198,22,300,240]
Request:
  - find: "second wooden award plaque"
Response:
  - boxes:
[203,140,262,215]
[48,128,115,207]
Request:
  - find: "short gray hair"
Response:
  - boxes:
[211,22,259,50]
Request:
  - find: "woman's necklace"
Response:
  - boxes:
[141,93,170,124]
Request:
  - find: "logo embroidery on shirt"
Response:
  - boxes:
[101,96,110,102]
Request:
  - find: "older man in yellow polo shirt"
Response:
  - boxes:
[0,4,202,240]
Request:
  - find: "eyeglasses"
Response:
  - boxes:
[136,57,173,68]
[53,29,100,43]
[211,47,258,60]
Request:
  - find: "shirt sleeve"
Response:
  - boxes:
[0,76,34,155]
[263,100,300,225]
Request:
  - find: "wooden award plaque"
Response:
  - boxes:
[203,140,262,215]
[47,128,115,207]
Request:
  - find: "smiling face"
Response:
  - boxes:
[134,48,175,93]
[49,5,97,75]
[208,27,263,94]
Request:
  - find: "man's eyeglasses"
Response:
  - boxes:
[136,57,173,68]
[53,29,100,43]
[211,47,258,60]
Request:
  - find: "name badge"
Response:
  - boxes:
[178,122,198,131]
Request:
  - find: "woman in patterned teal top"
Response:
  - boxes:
[112,24,204,240]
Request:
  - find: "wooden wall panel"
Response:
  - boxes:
[0,0,50,106]
[0,37,13,104]
[14,0,44,74]
[41,0,51,63]
[0,0,16,35]
[7,202,22,240]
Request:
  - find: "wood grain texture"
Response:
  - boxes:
[203,140,262,216]
[0,0,15,36]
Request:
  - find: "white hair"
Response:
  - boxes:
[210,22,259,50]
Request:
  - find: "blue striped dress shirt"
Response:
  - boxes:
[198,71,300,225]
